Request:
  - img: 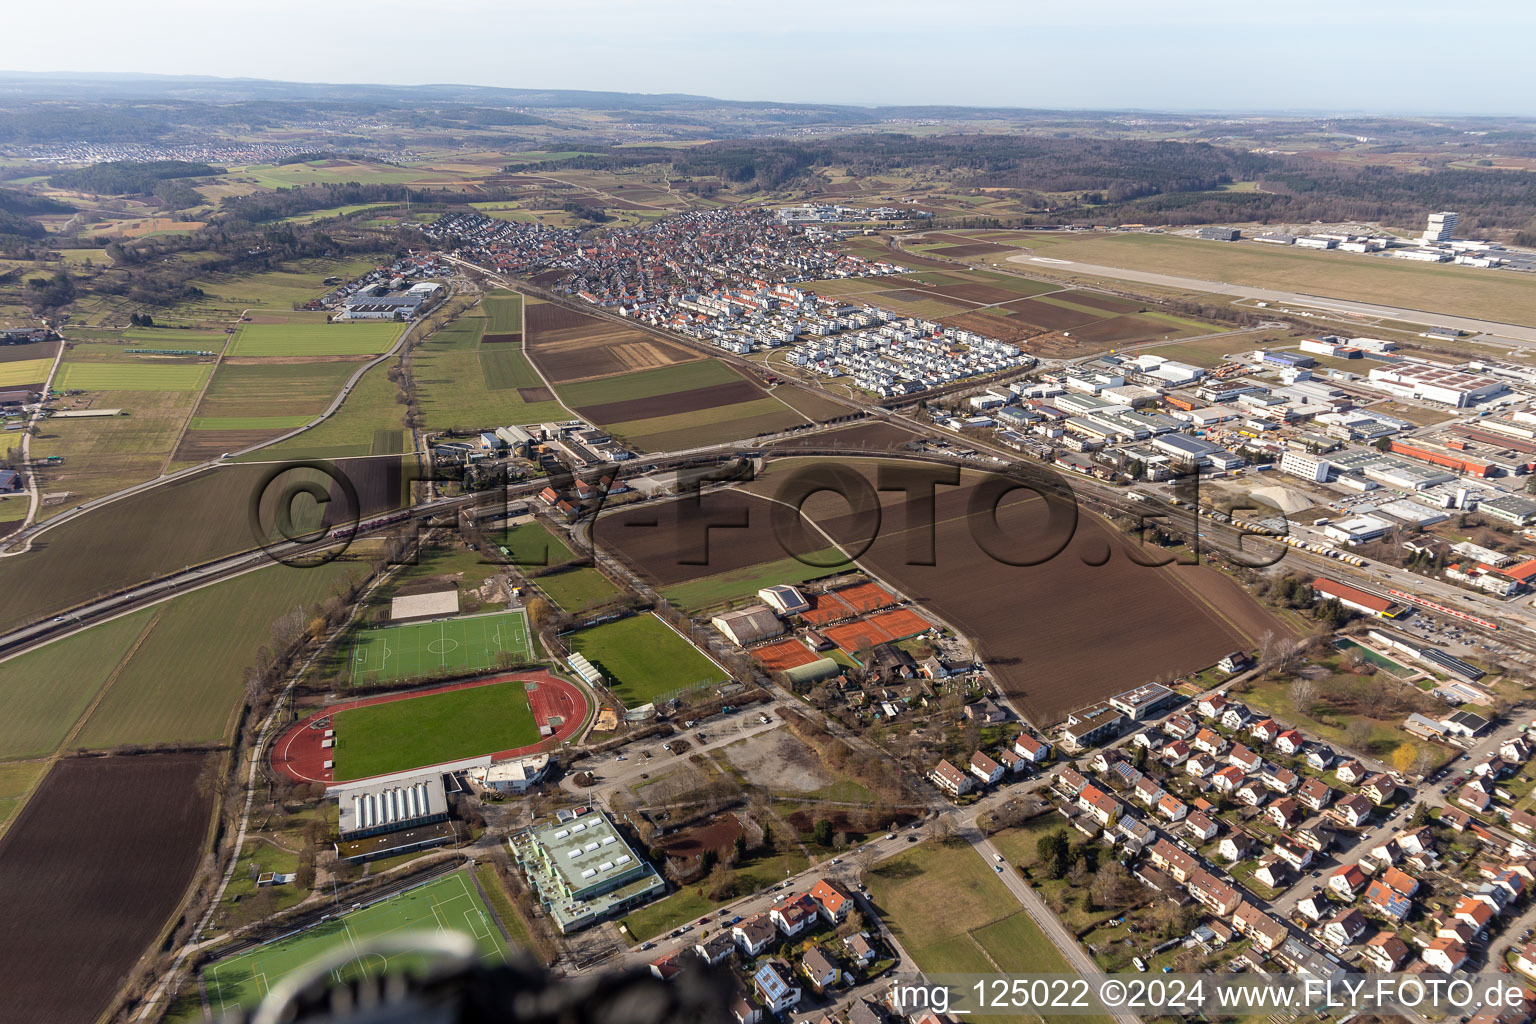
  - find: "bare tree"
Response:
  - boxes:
[1289,677,1317,715]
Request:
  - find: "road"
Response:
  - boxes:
[1001,252,1536,347]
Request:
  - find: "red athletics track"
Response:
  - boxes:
[270,670,589,785]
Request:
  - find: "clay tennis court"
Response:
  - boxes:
[821,608,932,652]
[752,638,822,671]
[800,582,898,626]
[270,670,588,785]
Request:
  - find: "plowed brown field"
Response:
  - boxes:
[0,754,213,1024]
[525,304,699,384]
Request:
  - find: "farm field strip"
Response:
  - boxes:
[0,358,55,386]
[228,321,402,357]
[55,361,211,391]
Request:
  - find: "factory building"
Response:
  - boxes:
[1367,365,1507,407]
[1280,451,1332,483]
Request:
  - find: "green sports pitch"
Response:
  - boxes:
[348,610,532,685]
[202,872,508,1016]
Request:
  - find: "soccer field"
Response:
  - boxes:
[566,613,726,705]
[348,610,532,685]
[202,872,508,1017]
[331,680,541,780]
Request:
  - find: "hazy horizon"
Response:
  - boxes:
[5,0,1534,117]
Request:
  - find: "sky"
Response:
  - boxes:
[7,0,1536,116]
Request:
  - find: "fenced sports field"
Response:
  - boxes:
[348,610,532,685]
[201,872,507,1016]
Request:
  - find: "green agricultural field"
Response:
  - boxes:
[0,761,45,833]
[566,614,725,704]
[0,609,154,760]
[0,358,55,386]
[193,360,362,421]
[483,291,523,334]
[55,361,211,391]
[202,872,507,1018]
[167,257,384,321]
[535,567,622,612]
[35,387,203,516]
[73,561,365,749]
[494,520,577,568]
[229,320,402,357]
[412,313,568,430]
[479,346,546,391]
[658,552,846,612]
[189,415,314,430]
[556,359,742,408]
[332,680,541,780]
[998,231,1536,326]
[254,361,402,459]
[347,610,533,685]
[866,841,1088,1023]
[607,399,805,451]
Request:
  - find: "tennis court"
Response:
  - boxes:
[202,872,508,1017]
[349,610,532,685]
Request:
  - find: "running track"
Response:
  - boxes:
[270,670,589,785]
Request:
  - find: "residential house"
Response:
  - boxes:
[1054,766,1088,797]
[1218,834,1259,863]
[1014,733,1051,762]
[1078,785,1122,828]
[802,946,841,992]
[1382,866,1420,898]
[1198,695,1229,719]
[997,748,1027,775]
[1255,854,1292,890]
[1298,778,1335,812]
[1329,864,1368,900]
[1186,754,1217,779]
[695,933,736,965]
[1454,895,1496,935]
[1185,812,1220,843]
[844,932,878,966]
[1157,793,1189,822]
[1323,907,1368,949]
[1275,730,1305,755]
[1133,730,1164,753]
[1459,786,1494,814]
[734,914,779,956]
[1150,838,1199,883]
[1306,746,1336,771]
[1363,880,1413,923]
[1188,869,1242,916]
[1296,823,1336,854]
[1222,705,1253,731]
[1262,765,1301,794]
[1228,744,1262,773]
[1334,793,1373,827]
[650,951,686,981]
[1513,943,1536,982]
[1233,901,1289,952]
[1336,760,1369,786]
[1250,719,1280,745]
[1268,798,1303,829]
[1135,777,1167,807]
[1193,728,1229,757]
[1235,781,1269,807]
[1423,936,1469,973]
[770,894,819,937]
[970,752,1005,786]
[1296,895,1328,923]
[1361,774,1398,806]
[808,879,852,924]
[1212,765,1247,794]
[1364,933,1411,972]
[931,759,975,797]
[1164,714,1198,740]
[753,960,802,1014]
[1162,741,1191,767]
[1273,839,1314,872]
[730,996,762,1024]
